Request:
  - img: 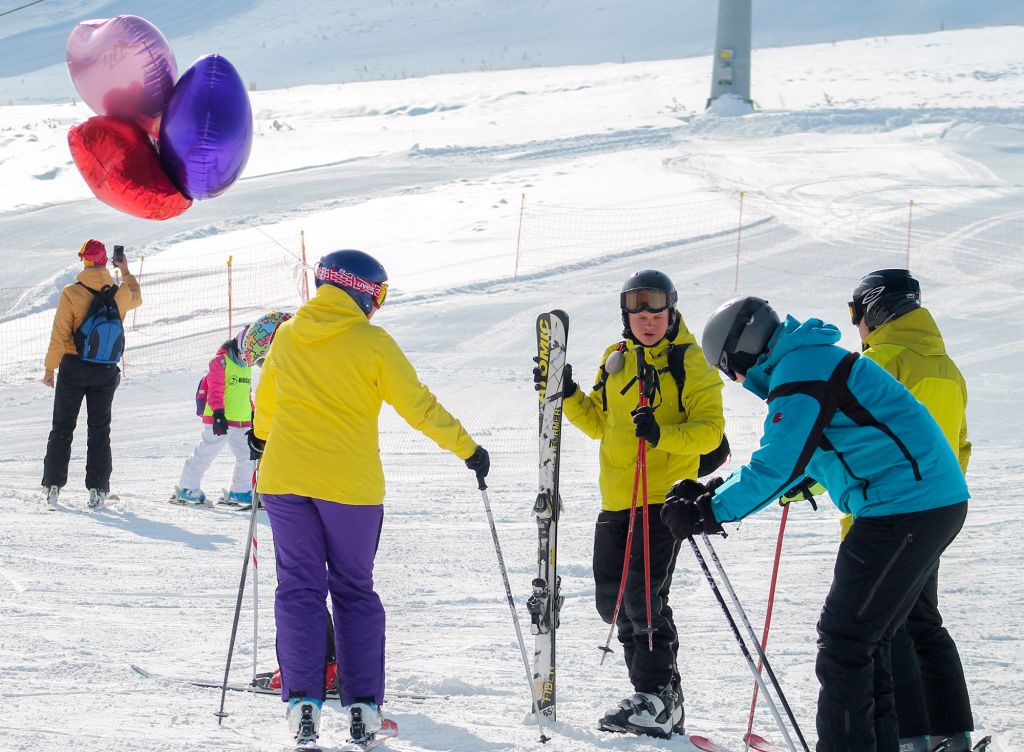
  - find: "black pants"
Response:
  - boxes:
[891,563,973,738]
[815,501,967,752]
[42,355,120,492]
[594,505,681,694]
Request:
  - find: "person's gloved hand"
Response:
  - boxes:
[465,446,490,481]
[661,494,723,539]
[631,405,660,447]
[705,476,726,494]
[533,359,577,399]
[246,428,266,461]
[666,478,708,504]
[779,476,819,510]
[212,409,229,436]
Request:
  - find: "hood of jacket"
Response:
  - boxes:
[863,307,946,357]
[76,266,115,290]
[743,316,842,399]
[290,284,368,344]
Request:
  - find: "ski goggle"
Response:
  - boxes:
[848,300,862,326]
[621,288,671,314]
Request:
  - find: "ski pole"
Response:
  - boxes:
[598,438,642,663]
[252,522,259,684]
[745,503,790,748]
[700,532,808,752]
[216,482,262,723]
[688,536,798,752]
[636,348,655,652]
[476,474,550,743]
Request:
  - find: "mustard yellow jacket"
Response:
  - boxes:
[563,318,725,512]
[840,306,970,537]
[254,284,478,504]
[45,266,142,372]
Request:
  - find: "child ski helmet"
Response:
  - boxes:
[241,310,293,366]
[620,269,678,334]
[314,249,388,315]
[849,269,921,331]
[701,296,781,380]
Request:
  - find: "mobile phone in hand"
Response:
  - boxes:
[112,245,126,265]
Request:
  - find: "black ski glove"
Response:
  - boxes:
[211,409,229,436]
[465,445,490,482]
[533,359,577,399]
[631,405,660,447]
[247,429,266,461]
[661,493,723,539]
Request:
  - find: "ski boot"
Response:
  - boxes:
[900,737,931,752]
[225,489,252,505]
[599,687,676,738]
[347,699,382,744]
[174,486,207,505]
[671,678,685,734]
[286,696,321,747]
[44,485,59,510]
[87,488,109,509]
[933,733,972,752]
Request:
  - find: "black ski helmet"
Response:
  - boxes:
[314,249,388,316]
[849,269,921,332]
[701,296,781,380]
[620,269,678,335]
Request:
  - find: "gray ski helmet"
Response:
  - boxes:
[849,269,921,331]
[701,296,781,380]
[620,269,678,333]
[314,249,388,315]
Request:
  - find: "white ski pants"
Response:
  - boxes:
[178,424,255,493]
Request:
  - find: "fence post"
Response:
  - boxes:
[300,230,310,302]
[130,256,145,331]
[227,255,234,339]
[513,193,526,282]
[734,191,745,292]
[905,199,915,269]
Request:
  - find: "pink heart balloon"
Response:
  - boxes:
[66,15,177,138]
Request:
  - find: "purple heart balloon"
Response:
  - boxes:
[158,54,254,200]
[66,15,177,137]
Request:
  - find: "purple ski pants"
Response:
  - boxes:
[262,493,385,705]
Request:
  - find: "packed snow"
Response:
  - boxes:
[1,5,1022,752]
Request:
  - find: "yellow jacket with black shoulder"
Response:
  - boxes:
[253,284,478,504]
[563,317,725,512]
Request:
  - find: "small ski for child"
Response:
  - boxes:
[527,309,569,722]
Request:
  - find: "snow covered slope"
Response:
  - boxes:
[0,17,1022,752]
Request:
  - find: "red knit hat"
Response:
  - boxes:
[78,239,107,266]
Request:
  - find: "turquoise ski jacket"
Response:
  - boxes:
[710,316,969,523]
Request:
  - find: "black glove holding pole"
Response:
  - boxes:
[246,429,266,461]
[465,445,490,488]
[661,478,725,539]
[532,359,577,399]
[631,405,660,447]
[212,409,229,436]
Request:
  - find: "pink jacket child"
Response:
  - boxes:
[174,332,255,505]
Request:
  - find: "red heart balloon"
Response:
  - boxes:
[68,116,192,221]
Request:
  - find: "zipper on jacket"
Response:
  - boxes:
[855,531,912,619]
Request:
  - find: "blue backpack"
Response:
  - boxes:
[74,283,125,365]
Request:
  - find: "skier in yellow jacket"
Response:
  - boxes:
[249,249,489,747]
[848,269,973,752]
[541,270,725,738]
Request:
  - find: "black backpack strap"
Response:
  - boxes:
[665,343,689,412]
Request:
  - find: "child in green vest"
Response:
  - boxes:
[174,311,291,505]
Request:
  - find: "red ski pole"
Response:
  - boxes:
[638,395,654,651]
[744,503,790,746]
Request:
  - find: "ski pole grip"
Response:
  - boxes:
[477,473,487,491]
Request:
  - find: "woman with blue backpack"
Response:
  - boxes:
[42,239,141,509]
[174,311,291,506]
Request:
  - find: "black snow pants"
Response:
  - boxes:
[815,501,967,752]
[42,355,120,492]
[891,562,974,738]
[594,505,681,695]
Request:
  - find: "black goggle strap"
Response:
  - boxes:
[719,298,761,380]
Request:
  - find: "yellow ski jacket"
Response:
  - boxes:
[840,306,970,538]
[563,318,725,512]
[254,284,478,504]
